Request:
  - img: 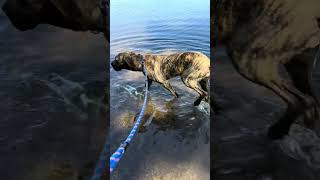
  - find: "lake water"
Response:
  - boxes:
[110,0,210,57]
[110,0,210,179]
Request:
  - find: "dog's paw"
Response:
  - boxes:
[193,100,201,106]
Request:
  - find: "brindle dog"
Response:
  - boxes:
[111,52,210,106]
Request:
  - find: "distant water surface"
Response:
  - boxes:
[110,0,210,57]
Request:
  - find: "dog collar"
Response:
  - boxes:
[140,55,147,75]
[140,55,145,73]
[140,54,144,64]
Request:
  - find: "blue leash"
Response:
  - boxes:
[110,57,148,173]
[90,56,148,179]
[90,137,108,180]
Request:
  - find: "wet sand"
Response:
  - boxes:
[0,2,108,179]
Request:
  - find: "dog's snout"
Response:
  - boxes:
[111,60,121,71]
[111,61,116,68]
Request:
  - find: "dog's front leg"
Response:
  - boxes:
[162,81,179,98]
[147,79,153,90]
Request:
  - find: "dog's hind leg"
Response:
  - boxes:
[182,77,207,106]
[229,51,318,139]
[199,78,209,102]
[162,81,179,98]
[199,78,209,91]
[285,49,320,128]
[200,77,221,111]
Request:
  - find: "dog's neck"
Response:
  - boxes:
[139,55,145,73]
[140,55,145,71]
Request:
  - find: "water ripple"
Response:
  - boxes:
[111,15,209,57]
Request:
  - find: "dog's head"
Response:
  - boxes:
[111,52,143,71]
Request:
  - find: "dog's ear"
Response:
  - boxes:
[114,54,120,61]
[136,53,143,61]
[116,52,126,61]
[128,53,143,71]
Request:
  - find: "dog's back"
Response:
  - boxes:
[176,52,210,78]
[145,52,209,80]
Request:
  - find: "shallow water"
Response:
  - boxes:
[110,0,210,179]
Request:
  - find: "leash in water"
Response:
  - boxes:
[90,56,148,179]
[110,56,148,173]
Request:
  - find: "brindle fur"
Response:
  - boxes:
[215,0,320,139]
[111,52,210,106]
